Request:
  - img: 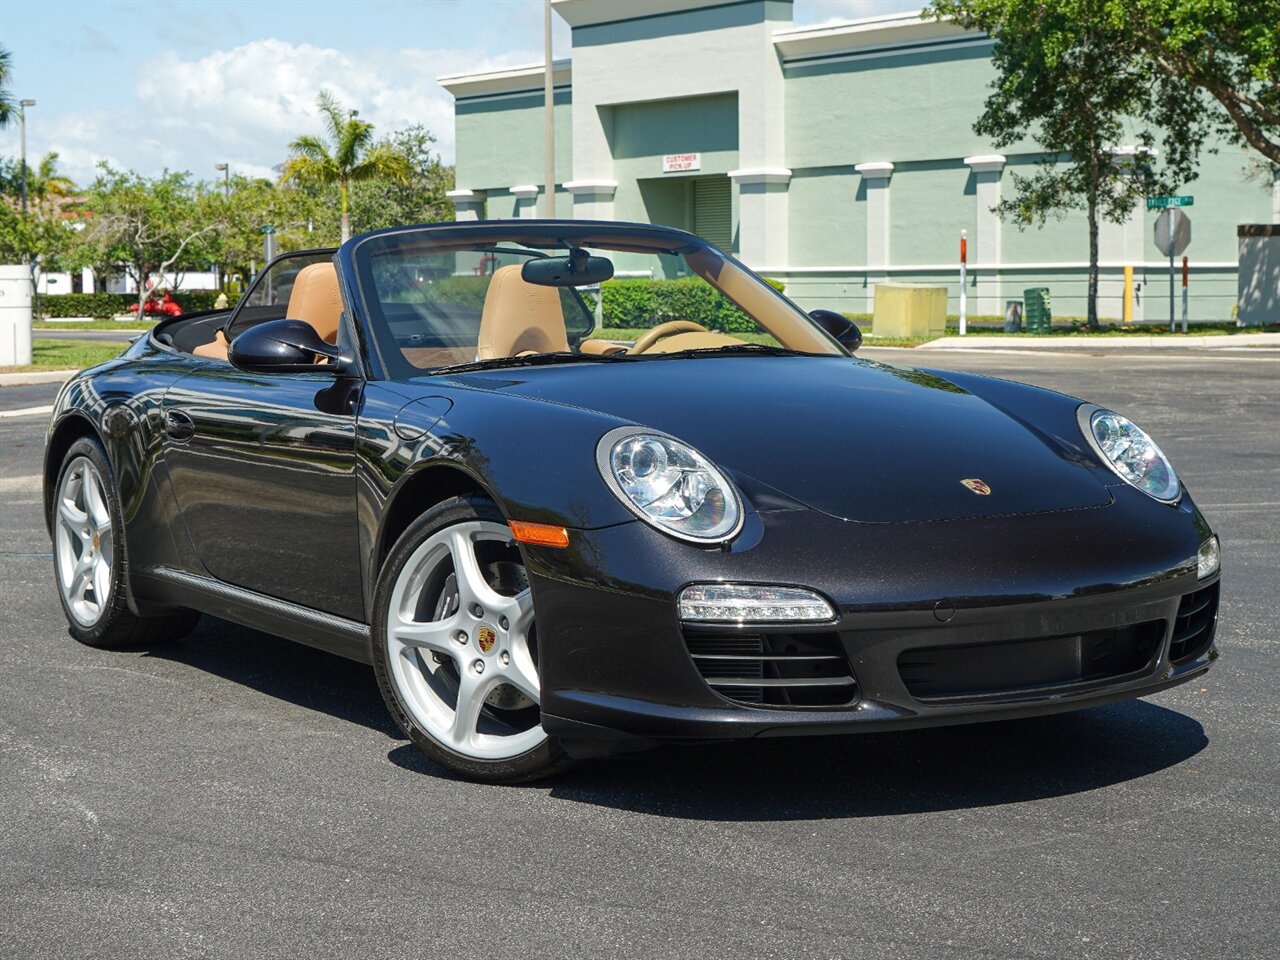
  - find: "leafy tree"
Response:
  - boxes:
[346,124,455,232]
[215,174,326,286]
[0,203,69,265]
[73,165,224,313]
[928,0,1203,329]
[280,90,412,243]
[0,46,13,128]
[23,152,76,220]
[1123,0,1280,165]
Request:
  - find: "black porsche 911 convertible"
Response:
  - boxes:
[44,220,1221,782]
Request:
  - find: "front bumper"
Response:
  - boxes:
[526,489,1220,754]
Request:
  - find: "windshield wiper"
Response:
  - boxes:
[432,351,633,375]
[647,343,816,359]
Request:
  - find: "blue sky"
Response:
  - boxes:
[0,0,920,185]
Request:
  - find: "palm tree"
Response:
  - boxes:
[280,90,411,242]
[26,152,76,218]
[0,46,14,128]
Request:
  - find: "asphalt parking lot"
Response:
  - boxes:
[2,348,1277,960]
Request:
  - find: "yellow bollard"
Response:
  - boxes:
[1123,266,1133,323]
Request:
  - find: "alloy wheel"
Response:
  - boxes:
[54,456,115,628]
[385,520,546,761]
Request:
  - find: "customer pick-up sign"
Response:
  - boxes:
[663,153,701,173]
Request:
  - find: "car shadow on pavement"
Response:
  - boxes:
[538,701,1208,820]
[144,616,399,738]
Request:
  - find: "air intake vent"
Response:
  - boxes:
[682,630,857,708]
[1170,582,1219,665]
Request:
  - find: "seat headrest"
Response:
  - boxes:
[477,264,569,359]
[286,262,342,343]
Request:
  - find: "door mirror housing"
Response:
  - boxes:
[228,319,345,374]
[810,309,862,352]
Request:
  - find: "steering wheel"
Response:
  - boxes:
[629,321,711,355]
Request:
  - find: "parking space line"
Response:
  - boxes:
[0,405,54,419]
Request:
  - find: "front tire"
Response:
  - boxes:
[371,496,571,782]
[51,437,200,648]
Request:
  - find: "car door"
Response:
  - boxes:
[159,254,365,621]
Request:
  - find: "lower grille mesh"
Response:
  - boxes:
[683,630,857,707]
[1170,582,1219,665]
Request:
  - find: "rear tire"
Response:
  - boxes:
[51,437,200,648]
[371,496,572,783]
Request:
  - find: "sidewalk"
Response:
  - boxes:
[916,332,1280,351]
[0,369,78,387]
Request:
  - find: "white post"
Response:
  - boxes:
[959,229,968,336]
[0,264,35,367]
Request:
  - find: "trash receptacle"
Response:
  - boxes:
[1004,299,1023,333]
[1023,287,1052,333]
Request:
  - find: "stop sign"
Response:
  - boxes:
[1154,209,1192,257]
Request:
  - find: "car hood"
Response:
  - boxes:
[441,356,1112,523]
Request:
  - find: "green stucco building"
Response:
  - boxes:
[441,0,1277,320]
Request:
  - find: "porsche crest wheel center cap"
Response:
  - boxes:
[476,624,497,654]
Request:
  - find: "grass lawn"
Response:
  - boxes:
[0,339,126,374]
[32,318,153,330]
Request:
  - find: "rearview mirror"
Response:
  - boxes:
[228,319,344,374]
[810,309,862,352]
[521,249,614,287]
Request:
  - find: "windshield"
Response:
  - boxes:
[351,225,844,379]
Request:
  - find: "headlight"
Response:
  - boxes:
[1197,536,1220,579]
[1078,406,1180,502]
[678,584,835,622]
[597,426,743,543]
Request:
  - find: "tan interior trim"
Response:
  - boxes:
[192,328,230,360]
[286,262,343,344]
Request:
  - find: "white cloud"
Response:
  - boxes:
[793,0,923,26]
[27,37,541,186]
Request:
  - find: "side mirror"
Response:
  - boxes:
[228,319,344,374]
[810,309,862,351]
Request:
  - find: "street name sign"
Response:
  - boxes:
[1146,195,1194,210]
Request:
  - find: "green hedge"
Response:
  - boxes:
[599,277,785,333]
[38,290,223,319]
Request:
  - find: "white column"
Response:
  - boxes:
[446,188,487,222]
[564,180,617,221]
[1100,146,1156,320]
[964,154,1006,315]
[729,168,791,269]
[510,184,540,219]
[855,162,894,313]
[0,264,34,366]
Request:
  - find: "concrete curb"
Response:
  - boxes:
[917,333,1280,351]
[0,369,79,386]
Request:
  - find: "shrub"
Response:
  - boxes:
[599,277,785,333]
[39,290,224,319]
[38,293,135,319]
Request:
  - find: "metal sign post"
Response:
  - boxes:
[1153,208,1192,334]
[1181,256,1189,333]
[959,229,967,336]
[261,225,277,303]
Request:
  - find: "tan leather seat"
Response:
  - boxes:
[192,263,341,362]
[286,262,342,344]
[477,264,568,359]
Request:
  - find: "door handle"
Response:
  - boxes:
[164,409,195,442]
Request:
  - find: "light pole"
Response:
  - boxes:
[543,0,555,218]
[214,162,230,199]
[18,99,36,214]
